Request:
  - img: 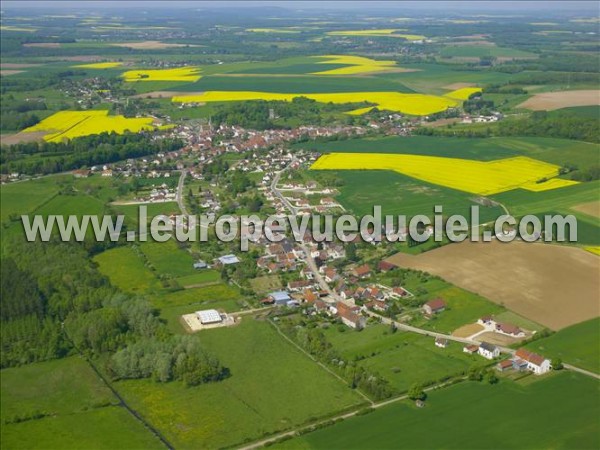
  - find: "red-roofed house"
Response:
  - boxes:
[514,349,551,375]
[352,264,371,279]
[422,298,446,315]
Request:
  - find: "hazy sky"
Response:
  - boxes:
[3,0,599,13]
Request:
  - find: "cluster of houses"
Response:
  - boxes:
[462,342,551,375]
[478,316,526,338]
[177,123,371,157]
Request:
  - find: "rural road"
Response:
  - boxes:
[176,169,189,216]
[271,165,338,298]
[270,160,600,388]
[237,377,463,450]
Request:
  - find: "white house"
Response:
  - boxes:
[478,342,500,360]
[514,349,551,375]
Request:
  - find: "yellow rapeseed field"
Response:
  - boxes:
[444,87,482,100]
[121,67,201,82]
[73,62,123,69]
[311,55,398,75]
[22,110,156,142]
[326,30,426,40]
[172,91,460,116]
[584,246,600,256]
[311,153,578,195]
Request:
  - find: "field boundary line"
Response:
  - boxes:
[267,319,374,405]
[62,326,173,450]
[237,377,467,450]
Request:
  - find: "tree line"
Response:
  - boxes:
[0,236,228,387]
[1,132,184,175]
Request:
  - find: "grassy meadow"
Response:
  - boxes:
[322,325,485,393]
[113,319,365,449]
[525,318,600,373]
[278,371,600,449]
[0,357,163,450]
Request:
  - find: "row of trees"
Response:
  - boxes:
[280,320,394,400]
[1,132,184,175]
[1,236,228,389]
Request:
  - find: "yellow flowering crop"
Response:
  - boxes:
[444,87,483,100]
[326,30,426,40]
[311,55,398,75]
[121,67,201,82]
[584,246,600,256]
[22,110,156,142]
[311,153,578,195]
[73,62,123,69]
[172,91,460,116]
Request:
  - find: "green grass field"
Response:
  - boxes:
[278,371,600,449]
[94,246,161,294]
[2,406,165,450]
[150,283,240,310]
[325,170,504,222]
[300,135,598,167]
[169,74,413,93]
[0,175,68,221]
[408,285,506,334]
[525,318,600,373]
[139,240,196,277]
[0,357,163,450]
[113,319,365,449]
[322,325,483,393]
[302,135,599,240]
[441,45,537,59]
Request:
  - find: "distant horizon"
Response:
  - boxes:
[2,0,599,14]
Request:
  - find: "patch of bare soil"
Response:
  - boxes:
[517,90,600,111]
[386,240,600,330]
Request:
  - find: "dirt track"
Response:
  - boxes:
[517,89,600,111]
[386,241,600,330]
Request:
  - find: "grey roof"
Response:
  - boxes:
[480,342,497,352]
[270,291,291,301]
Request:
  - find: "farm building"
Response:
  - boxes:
[514,348,551,375]
[195,309,223,325]
[193,260,208,269]
[478,342,500,360]
[496,322,525,338]
[218,254,240,265]
[463,344,479,354]
[435,337,448,348]
[352,264,372,279]
[422,298,446,315]
[496,360,514,372]
[267,290,292,306]
[337,302,366,330]
[378,261,397,272]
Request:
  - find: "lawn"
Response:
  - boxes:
[0,357,163,450]
[322,325,482,393]
[278,371,600,449]
[113,319,365,449]
[525,318,600,373]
